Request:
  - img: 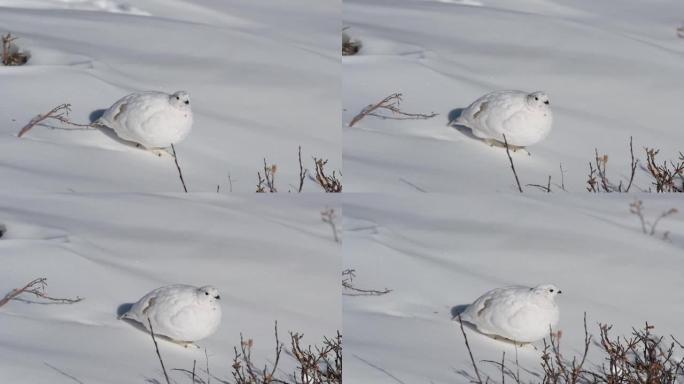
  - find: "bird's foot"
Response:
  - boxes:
[173,340,199,349]
[149,148,174,158]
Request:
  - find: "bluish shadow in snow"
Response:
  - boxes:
[116,302,133,318]
[88,109,106,123]
[447,108,480,141]
[450,304,469,319]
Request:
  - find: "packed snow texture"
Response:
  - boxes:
[343,193,684,384]
[0,193,341,383]
[0,0,339,192]
[343,0,684,192]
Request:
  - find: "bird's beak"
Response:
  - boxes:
[215,295,221,300]
[558,290,562,294]
[544,101,550,105]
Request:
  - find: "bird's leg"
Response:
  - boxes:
[148,149,169,157]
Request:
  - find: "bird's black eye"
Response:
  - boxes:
[550,289,554,292]
[176,96,180,100]
[185,100,189,105]
[535,97,538,100]
[205,292,209,295]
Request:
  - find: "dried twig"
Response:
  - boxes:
[348,93,437,127]
[458,315,484,384]
[171,143,188,193]
[297,146,307,193]
[587,137,639,193]
[503,134,523,193]
[148,318,171,384]
[313,157,342,193]
[0,278,83,308]
[17,104,94,138]
[526,175,552,193]
[342,269,391,296]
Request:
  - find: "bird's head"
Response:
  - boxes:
[526,91,550,109]
[198,285,221,302]
[532,284,562,299]
[169,91,191,109]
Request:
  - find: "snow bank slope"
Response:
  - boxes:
[343,193,684,383]
[0,0,339,192]
[343,0,684,192]
[0,193,340,383]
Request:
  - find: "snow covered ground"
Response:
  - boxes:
[343,0,684,192]
[343,193,684,384]
[0,193,341,383]
[0,0,340,192]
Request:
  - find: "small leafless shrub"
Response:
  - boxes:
[2,33,29,66]
[321,208,340,243]
[232,323,342,384]
[644,148,684,192]
[629,200,677,240]
[587,137,638,193]
[313,158,342,193]
[256,159,278,193]
[457,314,684,384]
[0,278,83,308]
[342,269,391,296]
[17,103,95,138]
[348,93,438,127]
[342,28,362,56]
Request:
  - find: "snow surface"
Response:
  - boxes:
[343,0,684,192]
[0,193,341,383]
[343,193,684,384]
[0,0,339,192]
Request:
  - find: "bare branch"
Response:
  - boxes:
[458,315,484,384]
[348,93,437,127]
[17,104,94,138]
[0,278,83,308]
[297,146,307,193]
[313,157,342,193]
[342,269,391,296]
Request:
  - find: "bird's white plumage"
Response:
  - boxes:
[460,284,561,343]
[455,90,552,147]
[121,284,221,343]
[97,91,193,149]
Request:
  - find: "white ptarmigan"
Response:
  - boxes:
[459,284,561,343]
[97,91,193,153]
[453,90,552,151]
[120,285,222,347]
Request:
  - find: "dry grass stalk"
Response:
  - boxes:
[256,159,278,193]
[171,143,188,193]
[313,158,342,193]
[503,134,523,193]
[644,148,684,192]
[342,269,391,296]
[147,318,171,384]
[297,146,307,193]
[348,93,438,127]
[0,278,83,308]
[17,103,94,138]
[2,33,29,66]
[527,175,552,193]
